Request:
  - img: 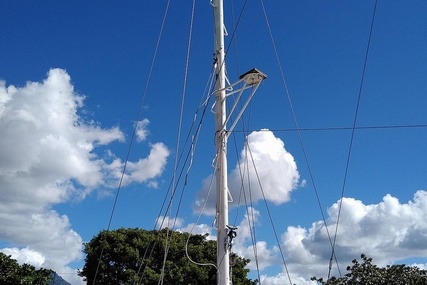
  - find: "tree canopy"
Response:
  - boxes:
[79,228,256,285]
[0,252,53,285]
[312,254,427,285]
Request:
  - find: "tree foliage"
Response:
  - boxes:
[79,228,256,285]
[312,254,427,285]
[0,252,53,285]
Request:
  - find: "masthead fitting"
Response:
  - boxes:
[239,68,267,85]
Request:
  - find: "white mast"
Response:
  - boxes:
[212,1,266,284]
[212,0,229,284]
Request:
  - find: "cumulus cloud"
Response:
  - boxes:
[234,191,427,284]
[0,69,170,284]
[331,191,427,261]
[194,130,300,214]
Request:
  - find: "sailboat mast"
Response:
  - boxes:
[212,0,230,284]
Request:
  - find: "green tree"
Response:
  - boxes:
[0,252,53,285]
[312,254,427,285]
[79,228,257,285]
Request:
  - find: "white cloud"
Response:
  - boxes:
[231,207,280,271]
[178,223,215,239]
[260,272,317,285]
[194,130,300,214]
[171,190,427,284]
[156,216,185,229]
[0,69,170,284]
[135,119,150,142]
[156,216,215,240]
[1,247,46,267]
[231,130,300,204]
[239,191,427,282]
[413,263,427,270]
[125,142,169,186]
[0,210,84,284]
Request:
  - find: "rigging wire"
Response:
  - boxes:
[231,5,268,285]
[178,74,232,277]
[245,140,293,285]
[212,0,248,85]
[226,111,265,283]
[134,12,220,285]
[225,0,266,282]
[91,1,171,284]
[184,164,218,270]
[150,71,215,235]
[257,0,339,282]
[84,1,214,284]
[327,0,378,279]
[242,137,263,284]
[222,0,294,282]
[229,116,264,284]
[231,123,427,134]
[158,1,196,284]
[137,62,215,278]
[135,55,214,285]
[224,0,292,282]
[132,13,220,280]
[226,69,264,284]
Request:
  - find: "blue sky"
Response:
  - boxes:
[1,1,427,284]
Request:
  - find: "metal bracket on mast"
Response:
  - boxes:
[211,68,267,135]
[226,225,238,250]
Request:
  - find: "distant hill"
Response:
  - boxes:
[49,272,72,285]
